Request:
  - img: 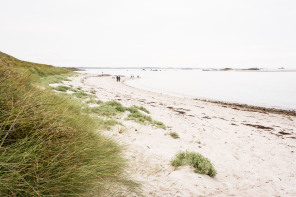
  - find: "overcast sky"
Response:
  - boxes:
[1,0,296,68]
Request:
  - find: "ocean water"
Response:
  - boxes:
[79,69,296,110]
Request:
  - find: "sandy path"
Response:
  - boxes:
[65,74,296,197]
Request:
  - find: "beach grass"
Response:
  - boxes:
[171,151,217,177]
[0,51,138,196]
[53,85,72,92]
[126,106,165,129]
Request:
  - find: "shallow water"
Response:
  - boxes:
[80,69,296,110]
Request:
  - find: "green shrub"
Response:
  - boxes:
[171,151,217,177]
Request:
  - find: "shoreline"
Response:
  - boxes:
[120,74,296,117]
[65,74,296,196]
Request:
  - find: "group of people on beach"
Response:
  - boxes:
[130,75,140,79]
[116,75,140,82]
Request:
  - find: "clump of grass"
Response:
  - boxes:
[171,151,217,177]
[126,107,165,129]
[105,101,126,112]
[54,85,71,92]
[126,106,139,113]
[0,51,138,196]
[126,111,152,123]
[86,99,103,105]
[138,106,150,113]
[169,132,180,139]
[90,101,125,117]
[96,100,104,105]
[86,99,98,104]
[73,91,95,99]
[131,105,150,114]
[104,119,120,130]
[91,105,118,117]
[152,120,166,129]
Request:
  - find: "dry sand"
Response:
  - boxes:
[65,74,296,197]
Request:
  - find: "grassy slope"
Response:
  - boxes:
[0,52,136,196]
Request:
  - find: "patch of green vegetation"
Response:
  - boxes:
[73,91,95,99]
[96,100,104,105]
[86,99,103,105]
[152,120,166,129]
[126,111,152,123]
[91,105,118,117]
[126,106,139,113]
[125,106,165,129]
[54,85,71,92]
[105,101,126,112]
[104,119,120,130]
[169,132,180,139]
[171,151,217,177]
[86,99,98,104]
[131,105,150,114]
[0,51,139,196]
[89,101,126,117]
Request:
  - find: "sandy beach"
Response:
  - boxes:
[64,74,296,196]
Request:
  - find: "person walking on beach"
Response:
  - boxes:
[118,76,121,82]
[116,76,119,82]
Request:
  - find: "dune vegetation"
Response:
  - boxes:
[171,151,217,177]
[0,52,138,196]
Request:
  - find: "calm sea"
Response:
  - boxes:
[79,69,296,110]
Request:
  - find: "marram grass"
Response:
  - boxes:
[0,52,138,196]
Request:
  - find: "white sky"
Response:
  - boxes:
[1,0,296,68]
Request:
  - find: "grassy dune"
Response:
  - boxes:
[0,52,137,196]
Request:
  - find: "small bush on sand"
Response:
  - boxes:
[169,132,180,139]
[171,151,217,177]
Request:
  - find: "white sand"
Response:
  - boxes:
[65,74,296,196]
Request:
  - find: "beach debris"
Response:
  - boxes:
[202,116,211,119]
[278,131,291,135]
[242,123,274,130]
